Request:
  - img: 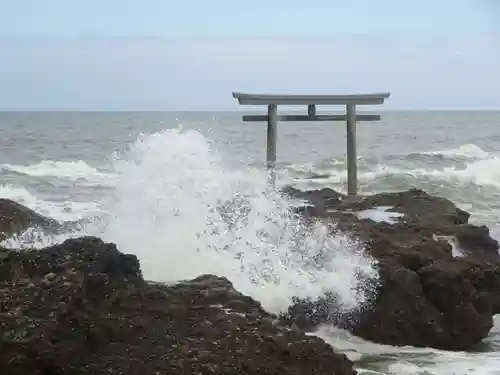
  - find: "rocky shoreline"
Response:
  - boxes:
[1,187,500,374]
[282,187,500,351]
[0,237,355,375]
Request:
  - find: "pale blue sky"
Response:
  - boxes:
[0,0,499,110]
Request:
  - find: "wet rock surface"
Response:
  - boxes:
[0,198,63,241]
[0,237,355,375]
[283,186,500,351]
[2,186,500,362]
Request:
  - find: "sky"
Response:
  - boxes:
[0,0,499,110]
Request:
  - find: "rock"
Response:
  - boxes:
[282,186,500,351]
[43,272,57,281]
[454,224,500,262]
[0,199,63,241]
[350,258,497,350]
[0,237,355,375]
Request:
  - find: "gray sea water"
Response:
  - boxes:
[1,111,500,374]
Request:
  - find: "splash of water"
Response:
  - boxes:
[2,128,379,315]
[94,128,378,313]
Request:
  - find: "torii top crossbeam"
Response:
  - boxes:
[232,91,391,195]
[232,92,390,105]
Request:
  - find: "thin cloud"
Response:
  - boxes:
[0,35,499,110]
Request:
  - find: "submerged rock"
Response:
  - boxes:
[283,187,500,351]
[0,236,355,375]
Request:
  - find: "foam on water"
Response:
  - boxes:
[1,160,116,186]
[315,316,500,375]
[377,157,500,188]
[290,145,500,193]
[0,183,100,222]
[420,144,491,159]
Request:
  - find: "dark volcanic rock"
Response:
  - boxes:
[0,237,355,375]
[454,224,500,262]
[351,258,497,350]
[282,186,500,351]
[0,199,63,241]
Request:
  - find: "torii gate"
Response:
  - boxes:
[232,92,391,195]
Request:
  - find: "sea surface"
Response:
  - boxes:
[1,110,500,374]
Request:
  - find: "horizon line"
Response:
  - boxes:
[1,108,499,113]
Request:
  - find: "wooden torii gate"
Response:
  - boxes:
[232,92,391,195]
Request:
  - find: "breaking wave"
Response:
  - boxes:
[1,129,379,315]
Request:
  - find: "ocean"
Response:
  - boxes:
[1,110,500,374]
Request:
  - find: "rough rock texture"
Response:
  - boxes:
[0,198,62,241]
[0,237,355,375]
[283,187,500,351]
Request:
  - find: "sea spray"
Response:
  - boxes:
[97,128,379,313]
[0,128,379,315]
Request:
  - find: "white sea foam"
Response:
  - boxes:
[355,206,404,224]
[2,160,116,186]
[290,155,500,192]
[433,234,465,258]
[315,317,500,375]
[0,184,100,221]
[287,144,491,181]
[420,144,490,159]
[1,227,83,250]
